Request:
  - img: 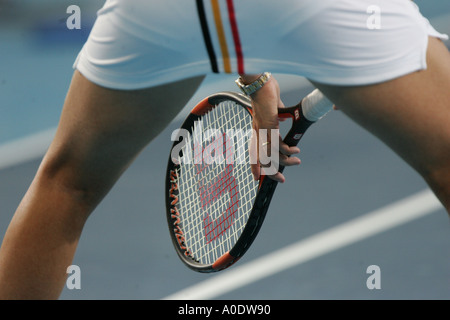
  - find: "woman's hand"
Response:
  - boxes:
[241,74,301,183]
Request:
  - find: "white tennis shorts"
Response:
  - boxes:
[74,0,448,89]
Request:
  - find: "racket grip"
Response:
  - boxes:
[301,89,333,122]
[280,89,333,147]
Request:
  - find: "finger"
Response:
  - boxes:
[260,141,272,160]
[251,162,261,181]
[249,128,261,180]
[279,142,300,156]
[279,154,301,167]
[262,171,285,183]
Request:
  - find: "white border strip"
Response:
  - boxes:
[0,127,56,171]
[163,189,442,300]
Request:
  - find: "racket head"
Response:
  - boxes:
[166,92,267,272]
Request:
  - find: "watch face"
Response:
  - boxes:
[236,73,271,96]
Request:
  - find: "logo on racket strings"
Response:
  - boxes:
[198,163,239,243]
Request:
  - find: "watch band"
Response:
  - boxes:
[235,72,271,96]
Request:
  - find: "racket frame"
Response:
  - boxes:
[165,91,314,272]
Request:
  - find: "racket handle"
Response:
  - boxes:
[301,89,333,122]
[280,89,333,147]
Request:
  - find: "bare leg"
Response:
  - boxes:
[312,37,450,213]
[0,71,204,299]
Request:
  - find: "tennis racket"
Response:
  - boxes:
[166,89,332,273]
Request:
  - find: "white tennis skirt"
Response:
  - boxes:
[74,0,448,89]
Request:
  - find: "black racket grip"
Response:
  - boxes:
[278,103,315,147]
[276,91,333,173]
[279,89,333,147]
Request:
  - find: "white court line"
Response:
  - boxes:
[0,127,56,171]
[163,189,442,300]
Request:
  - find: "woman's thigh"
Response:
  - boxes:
[312,37,450,211]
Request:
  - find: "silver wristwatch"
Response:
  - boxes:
[235,72,271,96]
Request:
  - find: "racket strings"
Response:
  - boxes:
[176,101,258,265]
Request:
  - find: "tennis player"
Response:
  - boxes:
[0,0,449,299]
